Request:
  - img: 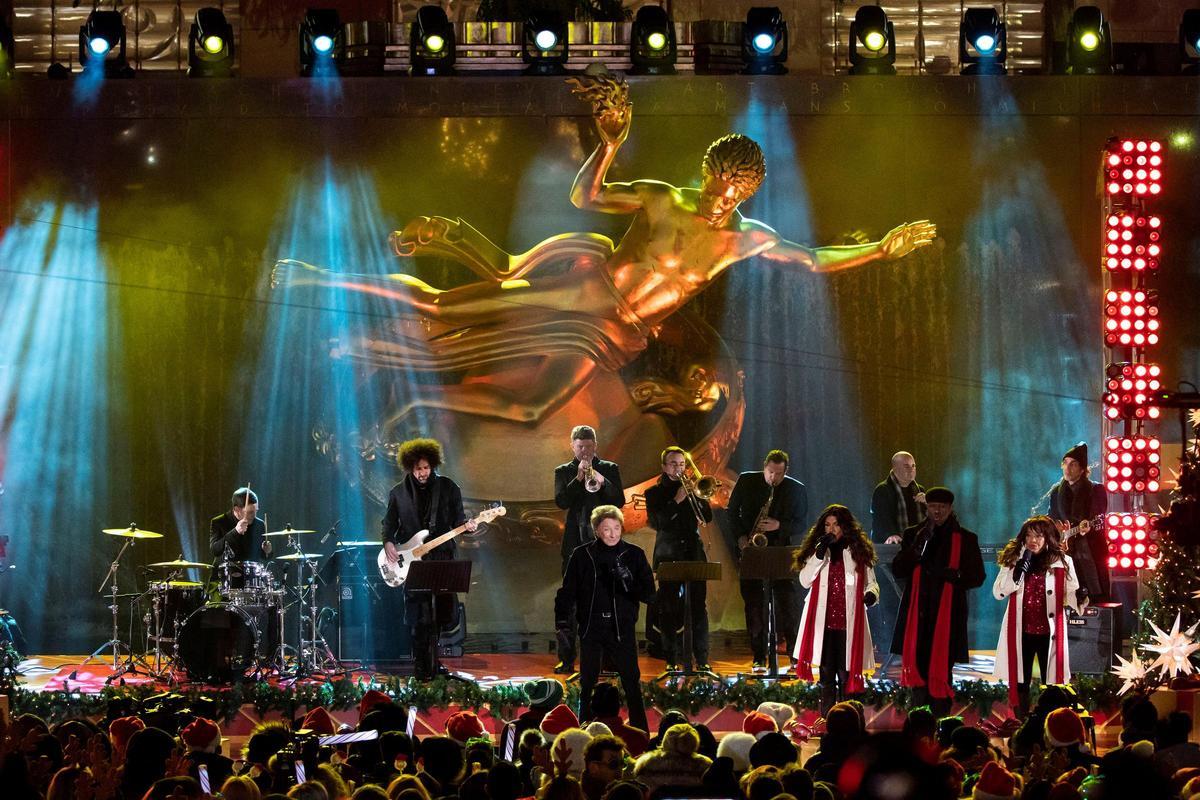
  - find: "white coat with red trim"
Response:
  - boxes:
[992,554,1080,685]
[791,547,878,676]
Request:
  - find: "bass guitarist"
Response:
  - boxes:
[381,437,475,679]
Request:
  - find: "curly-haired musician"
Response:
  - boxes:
[792,505,879,716]
[381,438,475,679]
[993,516,1080,716]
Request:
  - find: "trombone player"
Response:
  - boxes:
[553,424,625,674]
[645,447,715,672]
[727,449,808,671]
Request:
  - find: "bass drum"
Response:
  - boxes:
[177,604,260,683]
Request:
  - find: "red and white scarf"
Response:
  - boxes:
[1004,566,1067,708]
[900,530,961,698]
[795,557,869,692]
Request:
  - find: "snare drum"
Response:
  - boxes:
[217,560,277,605]
[177,603,260,683]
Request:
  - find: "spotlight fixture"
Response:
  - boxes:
[741,7,787,75]
[1102,213,1162,275]
[1105,512,1160,571]
[959,7,1006,75]
[522,11,568,76]
[849,5,895,76]
[188,8,235,77]
[0,17,13,79]
[1066,5,1112,75]
[79,10,132,77]
[300,8,342,77]
[630,5,676,76]
[1103,362,1163,421]
[1104,139,1164,200]
[1103,290,1160,348]
[410,5,456,75]
[1183,10,1200,74]
[1103,435,1161,495]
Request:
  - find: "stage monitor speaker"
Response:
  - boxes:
[438,601,466,658]
[1066,601,1121,675]
[337,579,412,663]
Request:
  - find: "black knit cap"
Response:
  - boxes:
[1063,441,1088,466]
[925,486,955,504]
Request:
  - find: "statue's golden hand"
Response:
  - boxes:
[878,220,937,260]
[567,72,631,146]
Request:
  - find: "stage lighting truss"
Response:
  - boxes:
[522,12,568,75]
[1103,212,1161,274]
[1105,139,1164,199]
[741,7,787,75]
[300,8,342,76]
[1103,435,1161,495]
[1066,5,1112,75]
[1105,512,1160,571]
[188,8,235,77]
[1104,362,1162,421]
[631,5,677,75]
[849,5,895,76]
[79,10,129,74]
[411,5,456,75]
[1103,289,1160,348]
[959,7,1006,75]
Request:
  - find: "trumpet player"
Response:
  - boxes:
[727,449,808,671]
[553,424,625,674]
[645,447,714,671]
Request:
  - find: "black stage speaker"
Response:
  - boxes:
[438,601,466,658]
[1066,601,1121,675]
[337,579,412,663]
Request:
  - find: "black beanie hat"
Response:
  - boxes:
[1064,441,1088,466]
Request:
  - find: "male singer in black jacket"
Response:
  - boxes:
[552,424,625,673]
[725,449,808,670]
[380,438,474,679]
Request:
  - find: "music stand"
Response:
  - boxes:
[405,560,472,681]
[738,546,798,679]
[654,561,721,680]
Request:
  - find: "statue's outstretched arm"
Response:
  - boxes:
[758,220,938,273]
[568,73,643,214]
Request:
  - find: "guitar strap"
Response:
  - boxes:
[429,476,443,534]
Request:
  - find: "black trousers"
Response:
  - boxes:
[658,580,709,666]
[1016,631,1051,715]
[578,619,647,733]
[407,591,456,678]
[557,553,578,667]
[739,577,801,662]
[819,628,849,717]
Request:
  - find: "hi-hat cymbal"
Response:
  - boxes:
[150,580,204,589]
[265,529,317,537]
[103,525,164,539]
[337,540,380,547]
[276,552,322,561]
[148,559,211,569]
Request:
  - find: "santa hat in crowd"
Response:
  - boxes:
[301,706,338,735]
[741,711,778,739]
[446,710,487,744]
[539,704,580,737]
[973,761,1019,800]
[755,702,795,732]
[715,732,755,772]
[359,689,393,720]
[108,716,145,751]
[180,717,222,752]
[1044,707,1086,749]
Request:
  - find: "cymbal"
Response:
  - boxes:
[265,529,317,537]
[103,525,164,539]
[150,580,204,589]
[148,559,211,569]
[337,540,380,547]
[276,552,322,561]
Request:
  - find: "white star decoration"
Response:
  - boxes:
[1141,612,1200,679]
[1112,649,1152,696]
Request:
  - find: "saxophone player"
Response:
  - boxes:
[727,449,809,671]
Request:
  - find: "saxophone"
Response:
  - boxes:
[747,483,776,548]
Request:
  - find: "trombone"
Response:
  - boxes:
[679,450,720,525]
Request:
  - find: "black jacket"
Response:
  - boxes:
[554,457,625,560]
[889,514,986,661]
[870,474,926,543]
[554,539,656,640]
[726,472,808,556]
[645,473,712,568]
[1048,477,1109,599]
[209,512,268,562]
[380,473,467,560]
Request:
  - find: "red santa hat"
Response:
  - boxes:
[180,717,222,751]
[359,689,393,720]
[1044,707,1085,749]
[446,710,487,744]
[301,707,338,735]
[539,704,580,737]
[973,761,1018,800]
[741,711,778,739]
[755,702,795,732]
[108,716,145,751]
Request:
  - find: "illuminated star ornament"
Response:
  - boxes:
[1142,612,1200,678]
[1111,650,1152,696]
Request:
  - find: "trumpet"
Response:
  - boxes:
[678,450,721,525]
[583,463,602,493]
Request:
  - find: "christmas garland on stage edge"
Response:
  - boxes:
[8,672,1124,726]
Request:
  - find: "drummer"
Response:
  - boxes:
[210,487,272,562]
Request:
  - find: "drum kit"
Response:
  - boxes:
[83,522,358,685]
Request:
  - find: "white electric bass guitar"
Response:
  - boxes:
[377,506,506,589]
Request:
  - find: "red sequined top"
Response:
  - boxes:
[1023,570,1051,635]
[826,554,846,630]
